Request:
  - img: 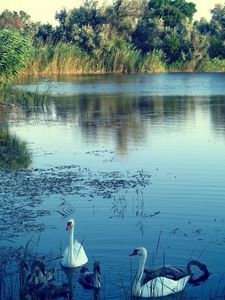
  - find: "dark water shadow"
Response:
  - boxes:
[0,128,32,170]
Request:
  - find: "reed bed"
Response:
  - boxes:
[22,42,168,75]
[141,50,166,73]
[197,56,225,72]
[24,44,91,75]
[21,41,225,76]
[3,86,51,109]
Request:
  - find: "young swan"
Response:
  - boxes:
[78,261,101,289]
[61,219,88,268]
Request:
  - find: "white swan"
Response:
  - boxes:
[61,219,88,268]
[129,247,209,298]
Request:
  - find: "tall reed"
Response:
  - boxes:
[141,50,166,73]
[23,42,224,75]
[93,38,142,73]
[24,43,92,75]
[23,40,144,75]
[196,56,225,72]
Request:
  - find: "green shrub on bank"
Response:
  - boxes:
[196,56,225,72]
[0,29,33,89]
[141,50,166,73]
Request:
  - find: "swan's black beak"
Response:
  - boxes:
[66,222,72,230]
[129,249,138,256]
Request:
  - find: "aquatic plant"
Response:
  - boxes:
[13,88,50,108]
[111,195,127,218]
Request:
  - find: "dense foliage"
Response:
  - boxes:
[0,29,32,88]
[1,0,225,75]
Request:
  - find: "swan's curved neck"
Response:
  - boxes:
[137,254,147,280]
[136,253,147,283]
[69,226,74,261]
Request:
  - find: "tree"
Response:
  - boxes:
[162,34,181,62]
[67,0,105,29]
[132,17,164,53]
[207,4,225,58]
[105,0,147,40]
[52,0,146,50]
[132,0,196,51]
[132,0,196,63]
[0,10,32,33]
[194,18,211,35]
[208,36,225,58]
[55,8,67,29]
[34,23,54,43]
[146,0,196,27]
[53,1,106,51]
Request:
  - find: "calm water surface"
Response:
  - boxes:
[1,73,225,299]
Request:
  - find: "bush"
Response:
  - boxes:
[197,56,225,72]
[141,50,166,73]
[0,29,33,88]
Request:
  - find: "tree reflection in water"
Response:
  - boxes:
[9,85,225,156]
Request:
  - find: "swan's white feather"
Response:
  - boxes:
[62,239,88,268]
[135,274,190,297]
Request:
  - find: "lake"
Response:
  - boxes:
[1,73,225,299]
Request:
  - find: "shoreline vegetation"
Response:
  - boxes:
[13,50,225,77]
[18,50,225,79]
[1,0,225,88]
[19,41,225,76]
